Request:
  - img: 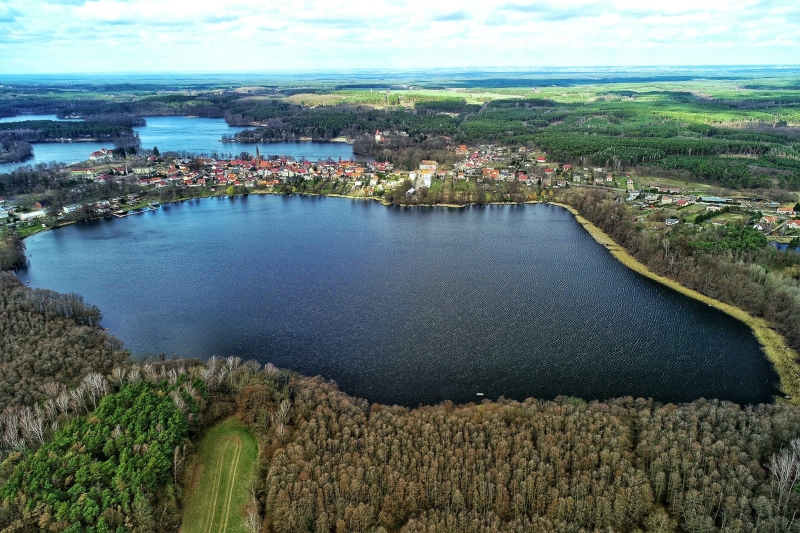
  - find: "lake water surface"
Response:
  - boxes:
[17,196,779,406]
[0,116,354,173]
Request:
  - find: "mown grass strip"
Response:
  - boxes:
[181,418,259,533]
[551,201,800,402]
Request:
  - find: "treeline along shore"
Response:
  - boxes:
[551,198,800,400]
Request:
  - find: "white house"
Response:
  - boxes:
[19,210,46,222]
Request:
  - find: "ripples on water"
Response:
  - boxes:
[18,196,779,406]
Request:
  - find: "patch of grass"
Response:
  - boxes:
[677,204,707,222]
[181,418,259,533]
[15,223,48,238]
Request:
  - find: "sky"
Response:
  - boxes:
[0,0,798,74]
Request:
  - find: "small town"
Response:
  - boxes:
[2,142,799,244]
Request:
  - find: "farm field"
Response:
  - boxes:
[181,418,259,533]
[635,175,730,195]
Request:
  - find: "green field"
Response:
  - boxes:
[181,418,259,533]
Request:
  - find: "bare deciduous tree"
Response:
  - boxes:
[20,406,45,446]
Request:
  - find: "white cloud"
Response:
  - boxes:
[0,0,797,73]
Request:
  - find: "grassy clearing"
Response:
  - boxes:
[181,418,259,533]
[635,175,723,195]
[552,202,800,402]
[676,204,706,221]
[396,89,526,104]
[283,93,347,107]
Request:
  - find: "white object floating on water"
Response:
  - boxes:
[476,393,484,396]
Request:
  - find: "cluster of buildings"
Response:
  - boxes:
[755,206,800,232]
[6,142,799,241]
[132,154,400,195]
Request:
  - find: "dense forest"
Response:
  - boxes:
[0,272,126,410]
[0,141,32,164]
[0,120,139,144]
[235,373,800,533]
[0,87,233,121]
[0,234,25,271]
[0,367,210,532]
[228,105,459,144]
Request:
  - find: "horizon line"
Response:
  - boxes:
[2,64,800,78]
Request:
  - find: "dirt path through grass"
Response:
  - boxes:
[181,419,258,533]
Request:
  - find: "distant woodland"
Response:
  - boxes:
[0,120,139,144]
[0,141,32,165]
[4,82,800,189]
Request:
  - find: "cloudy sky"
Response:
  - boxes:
[0,0,798,74]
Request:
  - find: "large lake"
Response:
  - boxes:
[0,116,354,173]
[17,196,778,406]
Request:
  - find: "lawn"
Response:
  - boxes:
[181,418,259,533]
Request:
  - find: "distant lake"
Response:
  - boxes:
[0,116,354,173]
[0,114,81,123]
[17,197,779,407]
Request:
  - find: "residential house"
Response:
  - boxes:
[69,168,96,179]
[89,148,112,161]
[420,170,433,187]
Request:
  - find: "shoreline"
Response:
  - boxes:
[221,138,354,145]
[17,192,799,402]
[550,201,800,403]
